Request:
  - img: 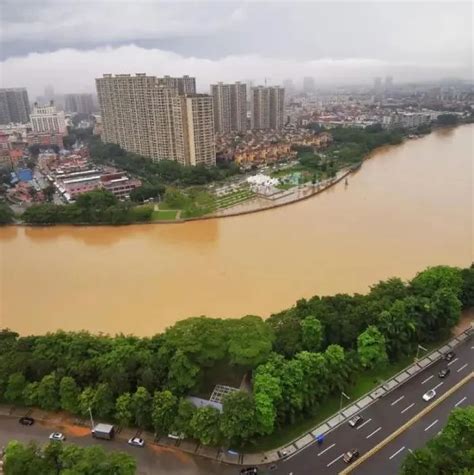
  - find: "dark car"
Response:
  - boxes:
[19,416,35,426]
[438,367,450,378]
[444,351,455,361]
[343,449,360,464]
[348,415,363,428]
[240,468,258,475]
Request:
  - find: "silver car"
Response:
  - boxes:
[422,389,436,401]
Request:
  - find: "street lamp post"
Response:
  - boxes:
[415,344,428,363]
[88,407,95,431]
[339,391,350,421]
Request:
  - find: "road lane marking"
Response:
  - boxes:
[408,448,413,454]
[326,453,344,467]
[401,402,415,414]
[356,418,372,430]
[424,419,438,432]
[339,373,473,475]
[317,443,335,456]
[389,446,405,460]
[457,363,468,373]
[421,375,434,385]
[391,395,405,406]
[447,357,459,366]
[366,427,382,439]
[431,382,444,391]
[454,396,467,407]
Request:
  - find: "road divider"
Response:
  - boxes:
[339,371,473,474]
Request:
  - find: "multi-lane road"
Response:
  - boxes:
[274,337,473,475]
[0,416,234,475]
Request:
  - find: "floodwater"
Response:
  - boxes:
[1,125,472,336]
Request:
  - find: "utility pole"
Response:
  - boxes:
[88,407,95,430]
[415,344,427,363]
[339,391,350,420]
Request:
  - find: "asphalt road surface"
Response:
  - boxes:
[0,416,235,475]
[273,337,473,475]
[351,377,473,474]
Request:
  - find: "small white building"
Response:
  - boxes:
[30,101,67,135]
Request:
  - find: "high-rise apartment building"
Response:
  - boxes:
[30,101,67,134]
[210,82,247,133]
[251,86,285,130]
[172,95,215,166]
[158,75,196,95]
[0,88,30,124]
[65,93,95,114]
[96,73,215,166]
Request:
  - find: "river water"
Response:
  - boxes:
[1,125,472,336]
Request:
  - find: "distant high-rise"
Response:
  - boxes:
[30,101,67,134]
[303,77,316,94]
[96,73,215,166]
[251,86,285,130]
[65,93,95,114]
[158,75,196,95]
[211,82,247,133]
[0,88,30,124]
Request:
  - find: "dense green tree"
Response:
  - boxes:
[3,441,52,475]
[227,315,274,367]
[93,383,115,419]
[171,398,196,437]
[151,390,177,435]
[377,300,417,359]
[59,376,80,413]
[220,391,257,445]
[357,326,388,369]
[429,287,462,336]
[132,386,152,429]
[265,313,303,357]
[410,265,463,298]
[22,382,39,407]
[78,386,96,418]
[400,406,474,474]
[4,373,27,404]
[167,350,200,395]
[190,406,222,446]
[36,373,59,411]
[115,392,133,428]
[323,344,350,393]
[460,264,474,309]
[301,316,324,351]
[0,202,14,224]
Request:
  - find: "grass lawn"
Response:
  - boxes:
[242,340,448,453]
[152,210,178,221]
[276,183,294,190]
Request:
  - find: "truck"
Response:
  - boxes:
[91,423,115,440]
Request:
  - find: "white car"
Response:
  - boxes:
[128,437,145,447]
[49,432,66,441]
[422,389,436,402]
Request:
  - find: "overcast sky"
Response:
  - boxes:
[1,0,472,97]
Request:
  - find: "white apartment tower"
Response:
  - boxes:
[211,82,247,133]
[158,75,196,95]
[96,74,215,166]
[251,86,285,130]
[30,101,67,134]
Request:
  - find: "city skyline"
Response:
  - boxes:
[1,1,472,97]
